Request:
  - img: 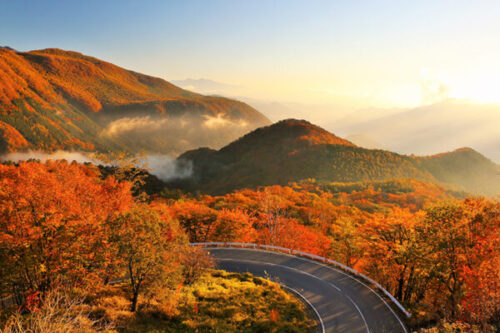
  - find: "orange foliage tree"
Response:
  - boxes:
[0,161,133,306]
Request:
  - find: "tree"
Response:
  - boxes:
[181,246,214,285]
[0,161,132,305]
[420,199,500,320]
[362,208,427,304]
[329,216,364,268]
[458,199,500,326]
[170,201,218,243]
[107,204,187,311]
[260,187,287,245]
[211,208,253,242]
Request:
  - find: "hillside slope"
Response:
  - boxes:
[0,47,269,154]
[175,119,500,195]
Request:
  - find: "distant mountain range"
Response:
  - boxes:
[334,99,500,163]
[0,48,269,154]
[173,119,500,195]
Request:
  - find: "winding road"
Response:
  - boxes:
[202,246,408,333]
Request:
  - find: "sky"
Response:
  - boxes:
[2,0,500,108]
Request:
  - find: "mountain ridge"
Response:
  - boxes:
[175,119,500,195]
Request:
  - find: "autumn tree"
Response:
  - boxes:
[419,199,500,320]
[170,201,218,243]
[457,199,500,326]
[96,151,151,199]
[329,216,364,268]
[362,208,427,304]
[0,161,132,305]
[181,246,215,285]
[260,187,288,245]
[211,208,253,242]
[107,203,187,311]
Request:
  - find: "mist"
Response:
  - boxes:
[103,116,168,137]
[0,150,192,182]
[98,112,258,156]
[140,155,193,181]
[202,114,249,130]
[0,112,257,181]
[334,99,500,163]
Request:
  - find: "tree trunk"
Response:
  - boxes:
[130,289,139,312]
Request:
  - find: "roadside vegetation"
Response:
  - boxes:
[0,160,315,332]
[1,270,314,333]
[0,160,498,331]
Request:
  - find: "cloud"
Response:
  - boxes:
[202,114,248,130]
[103,116,168,136]
[420,68,450,105]
[142,155,193,181]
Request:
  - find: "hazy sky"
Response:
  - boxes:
[2,0,500,108]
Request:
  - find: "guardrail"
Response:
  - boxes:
[190,241,412,318]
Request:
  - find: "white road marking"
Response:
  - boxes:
[219,258,370,333]
[280,284,326,333]
[211,247,408,333]
[344,293,370,333]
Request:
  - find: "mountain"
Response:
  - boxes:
[335,99,500,163]
[173,119,500,195]
[0,48,269,154]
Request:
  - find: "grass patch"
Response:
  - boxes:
[84,270,316,332]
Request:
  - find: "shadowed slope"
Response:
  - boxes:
[176,120,499,195]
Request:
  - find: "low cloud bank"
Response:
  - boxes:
[97,113,256,156]
[202,114,249,130]
[103,113,250,138]
[141,155,193,181]
[102,116,168,137]
[0,150,191,182]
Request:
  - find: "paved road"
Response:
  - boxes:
[208,247,407,333]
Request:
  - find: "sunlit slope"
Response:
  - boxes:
[176,119,500,195]
[0,47,269,153]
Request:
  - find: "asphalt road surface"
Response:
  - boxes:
[208,247,407,333]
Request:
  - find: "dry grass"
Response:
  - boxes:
[0,291,113,333]
[1,270,315,332]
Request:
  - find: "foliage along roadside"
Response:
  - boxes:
[0,160,498,331]
[161,180,500,330]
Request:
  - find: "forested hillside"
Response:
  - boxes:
[0,47,269,154]
[175,119,500,195]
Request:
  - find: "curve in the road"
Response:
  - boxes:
[195,244,409,333]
